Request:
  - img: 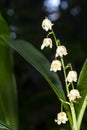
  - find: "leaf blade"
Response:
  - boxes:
[0,14,18,130]
[4,39,65,100]
[0,38,73,126]
[0,40,18,130]
[0,121,15,130]
[75,59,87,129]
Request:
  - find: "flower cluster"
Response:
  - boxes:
[41,17,81,125]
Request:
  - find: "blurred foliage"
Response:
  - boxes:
[0,0,87,130]
[0,14,18,130]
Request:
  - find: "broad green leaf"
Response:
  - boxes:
[0,38,73,126]
[3,39,65,100]
[75,59,87,130]
[1,39,73,126]
[0,15,18,130]
[0,41,18,130]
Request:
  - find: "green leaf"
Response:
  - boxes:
[3,39,65,100]
[0,15,18,130]
[1,39,73,126]
[0,14,10,39]
[0,121,14,130]
[0,41,18,130]
[75,59,87,130]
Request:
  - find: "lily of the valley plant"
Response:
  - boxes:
[41,17,84,130]
[0,14,87,130]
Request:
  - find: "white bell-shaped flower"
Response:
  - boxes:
[68,89,81,102]
[42,18,53,31]
[55,112,68,125]
[41,38,52,50]
[66,71,77,83]
[55,45,68,57]
[50,60,61,72]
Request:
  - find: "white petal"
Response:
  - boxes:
[41,38,52,50]
[56,45,68,57]
[68,89,81,102]
[41,44,44,50]
[50,60,61,72]
[42,18,53,31]
[66,71,77,83]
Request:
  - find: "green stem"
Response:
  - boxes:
[61,103,63,112]
[70,102,78,130]
[61,57,69,94]
[61,58,77,130]
[47,32,53,38]
[60,58,76,130]
[51,30,78,130]
[52,30,59,46]
[71,83,74,89]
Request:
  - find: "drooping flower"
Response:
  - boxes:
[68,89,81,102]
[55,112,68,125]
[55,45,68,57]
[41,38,52,49]
[42,18,53,31]
[66,71,77,83]
[50,60,61,72]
